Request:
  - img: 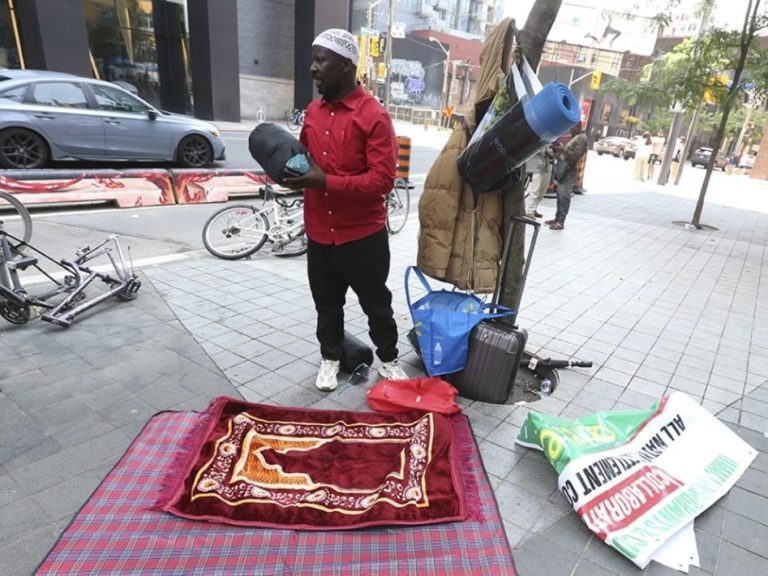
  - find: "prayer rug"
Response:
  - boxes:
[160,397,465,529]
[37,402,516,575]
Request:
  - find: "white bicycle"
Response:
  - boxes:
[202,182,307,259]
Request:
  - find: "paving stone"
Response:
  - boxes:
[31,471,101,522]
[726,486,768,525]
[502,520,527,548]
[571,559,619,576]
[739,411,768,435]
[273,358,323,385]
[0,498,51,547]
[513,535,580,576]
[693,528,721,574]
[538,511,593,556]
[740,396,768,418]
[717,541,766,575]
[253,348,298,371]
[0,398,56,467]
[223,360,270,384]
[722,510,768,558]
[695,501,725,537]
[582,533,646,575]
[478,440,525,482]
[0,521,65,576]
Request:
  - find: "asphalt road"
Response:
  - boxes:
[4,127,441,282]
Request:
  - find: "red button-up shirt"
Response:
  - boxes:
[300,86,397,245]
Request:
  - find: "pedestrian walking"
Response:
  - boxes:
[283,28,408,391]
[634,132,652,181]
[647,130,665,181]
[546,124,588,230]
[525,145,553,218]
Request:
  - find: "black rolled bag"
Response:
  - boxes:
[248,122,309,185]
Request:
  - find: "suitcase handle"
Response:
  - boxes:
[492,215,540,316]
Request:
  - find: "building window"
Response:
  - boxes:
[83,0,193,114]
[0,0,23,69]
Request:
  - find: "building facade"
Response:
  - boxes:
[0,0,352,122]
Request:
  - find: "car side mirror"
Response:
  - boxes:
[147,109,158,121]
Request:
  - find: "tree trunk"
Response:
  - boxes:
[499,0,562,308]
[691,1,758,225]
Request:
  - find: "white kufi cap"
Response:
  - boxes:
[312,28,359,64]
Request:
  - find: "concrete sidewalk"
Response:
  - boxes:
[2,149,768,574]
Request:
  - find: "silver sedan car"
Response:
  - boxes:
[0,69,225,169]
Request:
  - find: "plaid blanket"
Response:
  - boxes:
[37,409,516,575]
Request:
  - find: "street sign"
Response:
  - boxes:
[360,26,379,36]
[392,22,406,39]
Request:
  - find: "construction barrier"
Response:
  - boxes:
[396,136,411,182]
[170,169,268,204]
[0,169,174,208]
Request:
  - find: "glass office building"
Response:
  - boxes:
[83,0,192,113]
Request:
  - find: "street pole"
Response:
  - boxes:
[441,56,450,110]
[447,61,456,109]
[657,104,685,185]
[367,0,384,28]
[674,102,701,185]
[383,0,395,109]
[733,99,754,158]
[673,4,713,186]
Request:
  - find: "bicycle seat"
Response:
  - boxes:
[7,255,38,271]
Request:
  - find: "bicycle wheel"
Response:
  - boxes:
[285,109,299,132]
[272,228,308,258]
[0,191,32,256]
[202,204,270,260]
[385,179,410,235]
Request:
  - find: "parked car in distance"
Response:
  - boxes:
[594,136,635,160]
[0,69,225,169]
[690,147,727,170]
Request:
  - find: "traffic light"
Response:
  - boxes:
[369,36,380,58]
[377,63,387,80]
[590,70,602,91]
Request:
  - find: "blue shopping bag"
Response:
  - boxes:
[405,266,515,376]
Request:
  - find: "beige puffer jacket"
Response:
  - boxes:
[416,19,514,293]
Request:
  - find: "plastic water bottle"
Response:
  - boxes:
[540,379,552,397]
[433,342,443,366]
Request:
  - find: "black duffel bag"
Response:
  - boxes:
[340,330,374,374]
[248,122,308,184]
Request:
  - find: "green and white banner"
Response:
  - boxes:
[516,392,756,571]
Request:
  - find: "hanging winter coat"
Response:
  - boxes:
[416,18,516,293]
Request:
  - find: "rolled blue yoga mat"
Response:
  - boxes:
[457,82,581,195]
[523,83,580,142]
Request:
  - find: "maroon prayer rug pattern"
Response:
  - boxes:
[161,397,466,529]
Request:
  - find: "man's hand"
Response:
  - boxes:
[283,159,326,190]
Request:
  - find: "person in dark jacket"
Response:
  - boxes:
[283,28,408,391]
[546,124,588,230]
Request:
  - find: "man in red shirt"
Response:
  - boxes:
[284,28,408,391]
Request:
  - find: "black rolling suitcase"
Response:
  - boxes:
[447,215,540,403]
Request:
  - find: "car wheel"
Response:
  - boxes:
[597,151,603,155]
[177,134,213,168]
[0,128,49,169]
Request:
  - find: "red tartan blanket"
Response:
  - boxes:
[37,403,517,575]
[160,397,467,529]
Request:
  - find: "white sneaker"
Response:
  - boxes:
[378,360,409,380]
[315,359,340,391]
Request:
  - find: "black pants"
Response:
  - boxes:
[555,168,576,223]
[307,228,399,363]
